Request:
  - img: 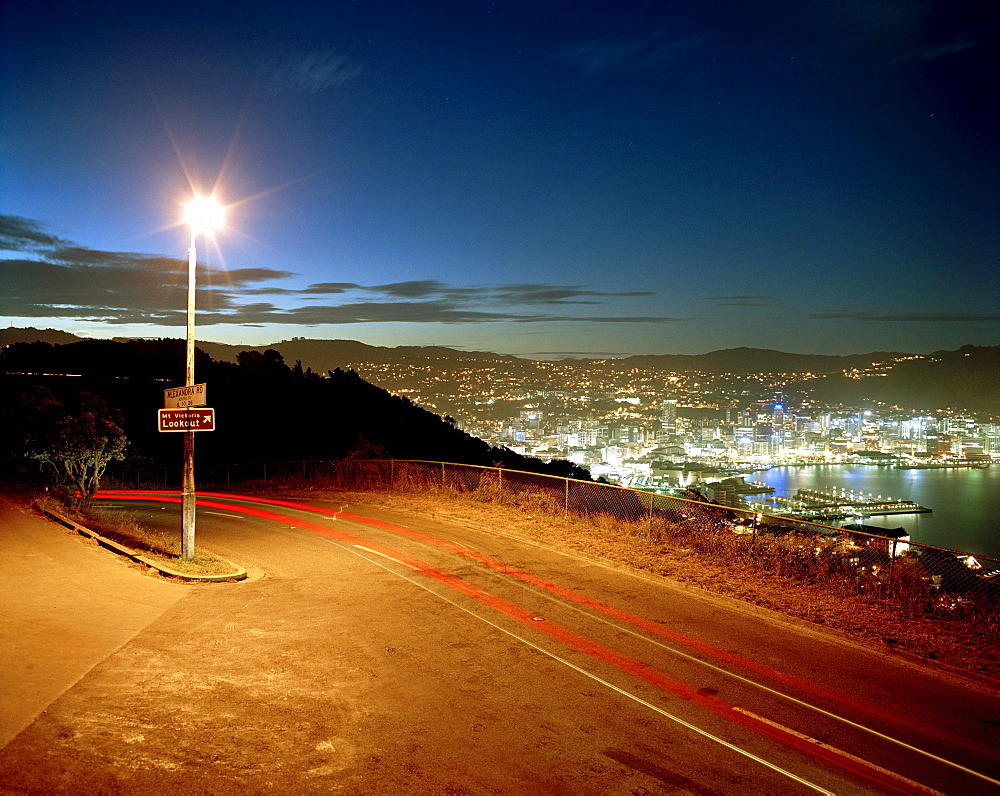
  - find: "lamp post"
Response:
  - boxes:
[181,196,223,560]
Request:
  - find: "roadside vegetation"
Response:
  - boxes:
[33,495,238,578]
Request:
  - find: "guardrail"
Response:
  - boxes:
[108,458,1000,621]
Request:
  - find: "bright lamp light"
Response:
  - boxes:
[185,196,224,235]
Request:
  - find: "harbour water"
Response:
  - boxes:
[752,464,1000,561]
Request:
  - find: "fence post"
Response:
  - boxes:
[564,478,569,517]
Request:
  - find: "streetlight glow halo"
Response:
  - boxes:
[185,195,225,235]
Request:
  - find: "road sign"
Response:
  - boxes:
[158,408,216,432]
[164,383,207,409]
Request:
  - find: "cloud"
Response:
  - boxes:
[492,284,654,305]
[889,37,977,65]
[553,26,713,75]
[701,294,774,307]
[354,280,654,306]
[0,219,292,321]
[173,301,683,327]
[299,282,362,295]
[804,311,1000,323]
[271,49,363,95]
[234,278,653,306]
[702,295,770,301]
[368,280,447,299]
[0,215,68,252]
[0,216,671,329]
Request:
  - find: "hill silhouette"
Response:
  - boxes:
[0,328,917,373]
[0,328,521,372]
[786,345,1000,415]
[0,339,590,483]
[613,347,909,374]
[3,328,997,415]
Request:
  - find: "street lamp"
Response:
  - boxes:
[180,195,223,560]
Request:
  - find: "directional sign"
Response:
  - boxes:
[158,408,216,432]
[164,383,207,409]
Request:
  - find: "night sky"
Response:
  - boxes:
[2,1,997,358]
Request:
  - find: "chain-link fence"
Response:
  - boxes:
[108,458,1000,622]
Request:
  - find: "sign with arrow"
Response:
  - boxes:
[158,408,216,432]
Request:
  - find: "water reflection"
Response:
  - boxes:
[751,464,1000,559]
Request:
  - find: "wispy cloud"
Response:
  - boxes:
[889,36,977,65]
[270,48,363,95]
[804,311,1000,323]
[553,26,713,75]
[701,294,774,307]
[309,280,656,306]
[0,216,672,328]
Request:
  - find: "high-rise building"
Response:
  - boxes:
[661,398,678,438]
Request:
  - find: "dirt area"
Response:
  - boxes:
[292,486,1000,682]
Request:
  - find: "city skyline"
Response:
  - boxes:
[2,1,998,357]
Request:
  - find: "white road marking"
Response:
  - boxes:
[351,544,418,570]
[332,538,833,795]
[733,707,945,795]
[190,495,1000,790]
[496,566,1000,787]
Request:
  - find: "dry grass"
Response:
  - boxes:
[33,496,238,578]
[275,478,1000,681]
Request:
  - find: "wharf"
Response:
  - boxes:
[769,487,931,520]
[895,459,990,470]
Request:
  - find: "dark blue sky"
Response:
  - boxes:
[2,0,997,356]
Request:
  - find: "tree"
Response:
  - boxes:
[28,392,128,506]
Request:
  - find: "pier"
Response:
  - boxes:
[765,486,931,521]
[895,459,990,470]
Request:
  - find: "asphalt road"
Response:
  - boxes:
[2,490,999,794]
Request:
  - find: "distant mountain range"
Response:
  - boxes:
[3,328,997,414]
[612,348,911,373]
[0,328,521,370]
[0,326,933,372]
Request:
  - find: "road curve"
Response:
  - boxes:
[2,489,998,794]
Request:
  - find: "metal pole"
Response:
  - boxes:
[181,231,197,560]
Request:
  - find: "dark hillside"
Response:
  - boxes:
[0,327,84,346]
[789,346,1000,415]
[187,337,522,372]
[0,340,589,482]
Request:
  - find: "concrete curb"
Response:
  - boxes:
[42,508,247,583]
